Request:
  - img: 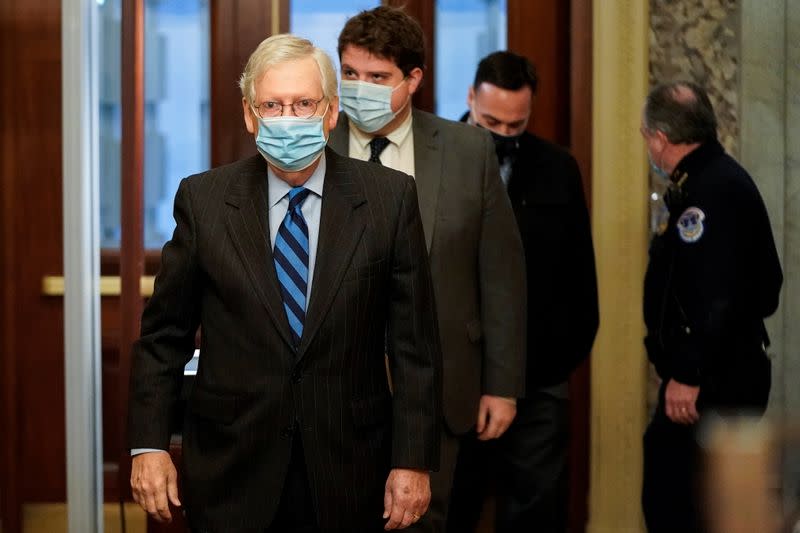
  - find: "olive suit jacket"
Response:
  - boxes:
[330,109,527,434]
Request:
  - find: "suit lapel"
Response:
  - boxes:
[297,149,366,360]
[410,109,442,252]
[224,156,296,350]
[332,111,441,250]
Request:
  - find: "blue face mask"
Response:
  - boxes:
[649,157,671,181]
[339,79,406,133]
[255,107,328,172]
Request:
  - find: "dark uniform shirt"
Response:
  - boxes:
[643,138,782,411]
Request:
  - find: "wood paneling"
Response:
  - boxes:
[0,0,66,522]
[507,0,571,146]
[570,0,593,203]
[210,0,289,167]
[385,0,435,113]
[118,0,146,501]
[567,2,592,532]
[0,0,22,528]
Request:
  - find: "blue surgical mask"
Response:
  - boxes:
[255,107,328,172]
[340,79,406,133]
[649,157,671,181]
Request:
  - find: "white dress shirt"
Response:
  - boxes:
[348,110,415,177]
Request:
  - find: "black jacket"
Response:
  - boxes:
[643,139,782,411]
[459,112,599,390]
[506,132,599,389]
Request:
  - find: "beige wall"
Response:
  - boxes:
[587,2,649,532]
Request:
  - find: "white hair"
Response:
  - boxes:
[238,34,337,105]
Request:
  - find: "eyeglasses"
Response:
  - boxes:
[253,97,325,119]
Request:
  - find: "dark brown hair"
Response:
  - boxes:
[337,6,425,76]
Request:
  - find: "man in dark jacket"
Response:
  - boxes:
[448,51,599,533]
[128,34,442,533]
[640,81,783,533]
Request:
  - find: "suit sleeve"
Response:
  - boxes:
[128,178,203,450]
[386,177,443,471]
[477,131,527,398]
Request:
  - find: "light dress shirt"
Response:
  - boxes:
[348,110,415,177]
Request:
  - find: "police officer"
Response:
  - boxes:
[640,81,783,533]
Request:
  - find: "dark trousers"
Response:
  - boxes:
[642,407,705,533]
[190,437,318,533]
[265,437,320,533]
[404,426,462,533]
[446,392,570,533]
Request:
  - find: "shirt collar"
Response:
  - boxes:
[350,109,414,149]
[267,153,326,210]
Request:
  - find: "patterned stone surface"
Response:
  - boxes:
[649,0,739,156]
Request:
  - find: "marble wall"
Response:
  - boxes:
[649,0,739,155]
[740,0,800,518]
[780,0,800,421]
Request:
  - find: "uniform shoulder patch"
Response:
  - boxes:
[676,206,705,243]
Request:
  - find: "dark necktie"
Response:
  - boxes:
[274,187,311,347]
[368,137,390,164]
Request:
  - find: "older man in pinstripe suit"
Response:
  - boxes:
[128,34,442,533]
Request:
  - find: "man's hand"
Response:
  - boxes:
[665,378,700,425]
[383,468,430,530]
[131,451,181,523]
[476,394,517,441]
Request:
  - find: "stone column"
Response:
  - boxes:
[587,2,650,532]
[784,0,800,418]
[740,0,788,415]
[740,0,800,516]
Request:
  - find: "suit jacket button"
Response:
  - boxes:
[281,425,294,438]
[291,370,303,383]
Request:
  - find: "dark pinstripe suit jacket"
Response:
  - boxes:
[127,148,442,533]
[330,110,526,434]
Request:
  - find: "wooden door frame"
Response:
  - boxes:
[507,1,594,531]
[568,3,593,531]
[385,0,435,113]
[210,0,289,167]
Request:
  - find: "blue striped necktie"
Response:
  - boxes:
[274,186,311,347]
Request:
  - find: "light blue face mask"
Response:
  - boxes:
[255,106,328,172]
[649,157,671,181]
[339,79,406,133]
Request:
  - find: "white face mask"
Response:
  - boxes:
[339,79,407,133]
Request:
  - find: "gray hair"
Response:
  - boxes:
[643,81,717,144]
[239,34,338,105]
